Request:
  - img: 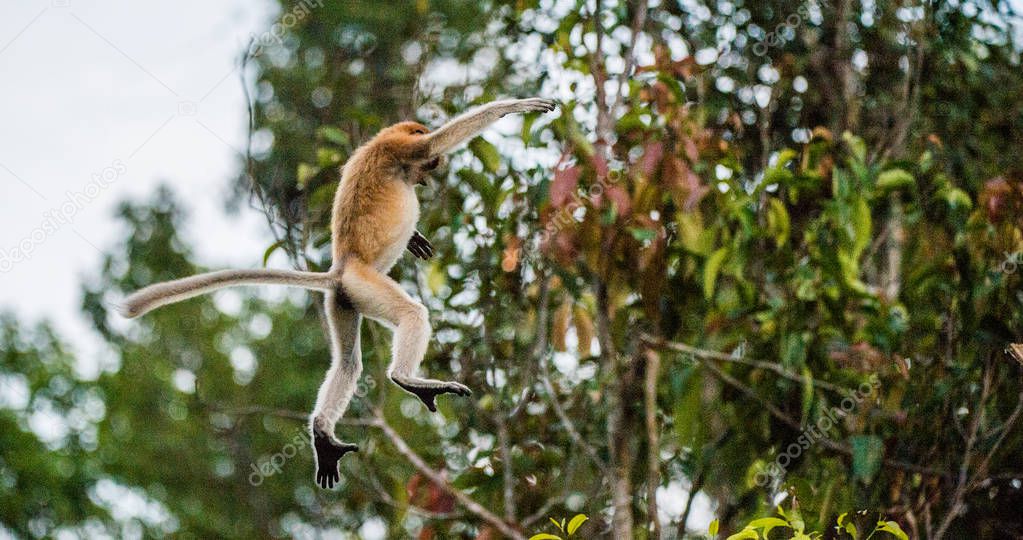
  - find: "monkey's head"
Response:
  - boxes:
[388,121,431,136]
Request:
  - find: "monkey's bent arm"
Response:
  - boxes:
[424,98,556,156]
[119,268,337,318]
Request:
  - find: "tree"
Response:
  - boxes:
[3,1,1023,538]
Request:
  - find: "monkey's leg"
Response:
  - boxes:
[310,289,362,489]
[341,262,471,413]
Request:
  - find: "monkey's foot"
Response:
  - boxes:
[390,376,472,413]
[312,429,358,489]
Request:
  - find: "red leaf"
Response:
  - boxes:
[663,155,709,210]
[551,165,581,208]
[683,138,699,162]
[604,184,632,215]
[638,141,664,177]
[591,153,609,179]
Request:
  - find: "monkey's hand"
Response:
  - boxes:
[496,97,557,118]
[313,429,358,489]
[407,230,434,260]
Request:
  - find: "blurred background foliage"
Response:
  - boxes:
[2,0,1023,538]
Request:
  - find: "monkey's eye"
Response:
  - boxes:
[411,129,426,134]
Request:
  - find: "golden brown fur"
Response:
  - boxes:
[115,98,557,489]
[331,122,430,269]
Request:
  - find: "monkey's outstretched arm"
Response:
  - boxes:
[424,98,557,156]
[119,268,337,318]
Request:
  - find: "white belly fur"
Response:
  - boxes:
[374,184,419,273]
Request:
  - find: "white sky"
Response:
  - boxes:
[0,0,278,368]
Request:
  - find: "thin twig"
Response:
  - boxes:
[652,337,955,479]
[372,409,526,540]
[209,404,376,427]
[933,359,994,539]
[970,372,1023,487]
[540,355,612,476]
[510,271,554,419]
[641,334,851,394]
[496,413,517,522]
[521,494,566,528]
[610,0,648,117]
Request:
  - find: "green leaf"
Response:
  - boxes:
[703,247,728,300]
[521,113,538,143]
[315,148,342,167]
[876,521,909,540]
[549,517,563,532]
[852,197,872,259]
[800,366,814,419]
[938,187,973,210]
[656,73,687,102]
[844,521,859,538]
[426,261,446,296]
[725,528,760,540]
[457,169,497,207]
[529,534,563,540]
[918,150,933,173]
[629,227,657,242]
[675,211,714,256]
[875,169,915,192]
[747,517,789,535]
[566,514,588,535]
[317,125,349,146]
[262,240,286,267]
[297,163,319,189]
[774,148,799,167]
[763,166,795,187]
[842,131,867,162]
[766,198,790,247]
[850,435,884,483]
[787,507,805,532]
[469,137,501,173]
[709,519,720,535]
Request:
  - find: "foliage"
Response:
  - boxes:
[529,513,589,539]
[710,504,909,540]
[3,0,1023,539]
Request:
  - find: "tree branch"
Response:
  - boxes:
[641,334,852,394]
[643,348,662,539]
[371,410,526,540]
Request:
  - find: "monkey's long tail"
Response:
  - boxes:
[118,269,337,319]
